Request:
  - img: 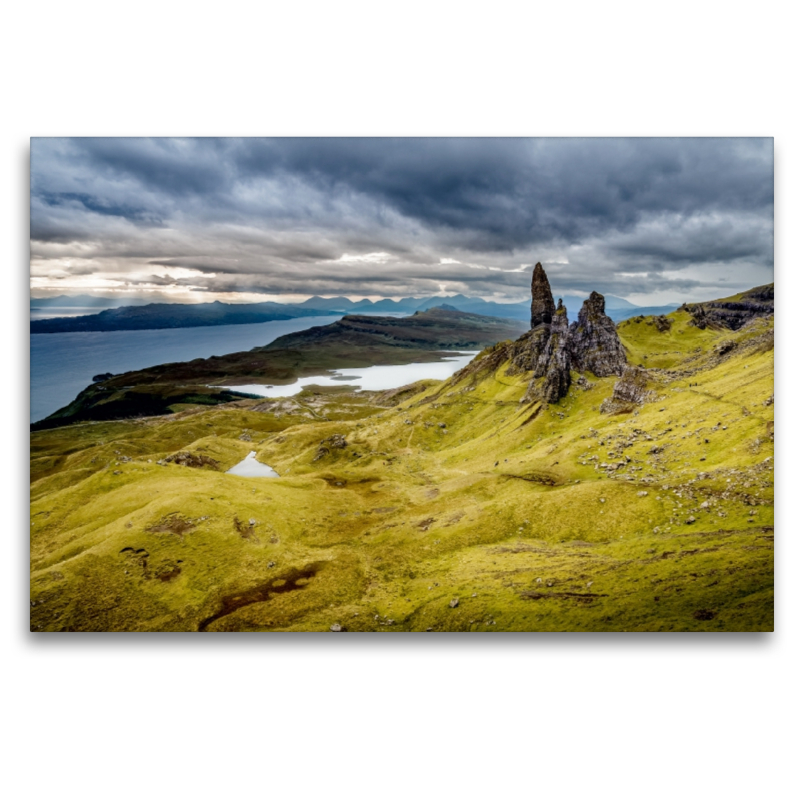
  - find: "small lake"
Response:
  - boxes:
[226,451,280,478]
[219,352,479,398]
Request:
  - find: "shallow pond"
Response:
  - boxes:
[226,451,280,478]
[220,351,479,398]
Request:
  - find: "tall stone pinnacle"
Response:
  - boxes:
[530,262,556,328]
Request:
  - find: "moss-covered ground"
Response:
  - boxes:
[30,308,774,631]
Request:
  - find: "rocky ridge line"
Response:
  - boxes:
[681,284,773,330]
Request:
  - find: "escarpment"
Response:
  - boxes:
[681,283,773,330]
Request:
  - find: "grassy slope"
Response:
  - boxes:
[30,307,774,632]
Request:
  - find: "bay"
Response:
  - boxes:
[29,315,340,423]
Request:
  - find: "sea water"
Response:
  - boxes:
[29,316,340,422]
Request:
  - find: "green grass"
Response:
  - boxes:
[30,314,773,632]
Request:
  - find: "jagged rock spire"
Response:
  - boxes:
[530,262,556,328]
[569,291,627,377]
[518,266,626,405]
[535,301,572,403]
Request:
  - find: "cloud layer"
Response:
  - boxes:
[30,137,773,305]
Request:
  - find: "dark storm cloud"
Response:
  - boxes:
[229,137,773,250]
[30,137,773,304]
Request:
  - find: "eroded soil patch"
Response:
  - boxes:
[198,562,324,631]
[146,513,197,537]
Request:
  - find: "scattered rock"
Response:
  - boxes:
[330,623,343,632]
[449,598,459,608]
[314,433,348,461]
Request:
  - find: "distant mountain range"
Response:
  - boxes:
[29,301,341,333]
[30,294,151,308]
[296,292,646,319]
[30,293,680,333]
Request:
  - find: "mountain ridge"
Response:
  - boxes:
[31,293,677,332]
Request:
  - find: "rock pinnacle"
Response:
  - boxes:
[530,262,556,328]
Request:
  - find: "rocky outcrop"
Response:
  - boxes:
[569,291,627,377]
[164,451,221,470]
[517,266,628,405]
[682,283,773,330]
[599,366,654,414]
[653,315,672,332]
[313,433,348,461]
[453,263,631,406]
[530,262,556,328]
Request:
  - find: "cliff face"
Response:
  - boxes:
[681,284,773,330]
[519,266,627,404]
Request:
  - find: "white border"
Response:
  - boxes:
[5,3,796,798]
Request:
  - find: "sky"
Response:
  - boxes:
[30,137,774,306]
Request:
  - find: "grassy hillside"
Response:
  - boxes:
[30,305,774,632]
